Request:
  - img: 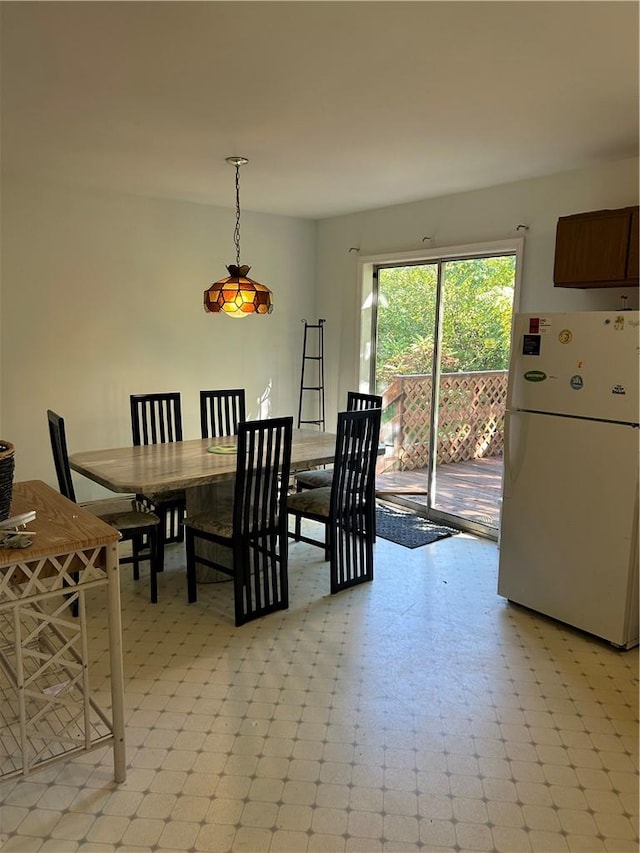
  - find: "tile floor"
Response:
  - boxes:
[1,523,638,852]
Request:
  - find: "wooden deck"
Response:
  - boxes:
[376,455,503,528]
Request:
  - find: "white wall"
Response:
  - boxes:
[1,177,316,498]
[2,158,638,497]
[315,157,639,418]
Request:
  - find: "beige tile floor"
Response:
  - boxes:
[1,523,638,853]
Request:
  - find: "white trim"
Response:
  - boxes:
[358,237,524,267]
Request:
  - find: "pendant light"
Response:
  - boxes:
[203,156,273,318]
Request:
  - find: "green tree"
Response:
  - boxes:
[376,256,515,388]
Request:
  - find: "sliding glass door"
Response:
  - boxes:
[370,251,516,537]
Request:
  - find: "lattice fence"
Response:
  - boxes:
[381,371,508,471]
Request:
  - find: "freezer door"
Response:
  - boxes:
[498,410,639,647]
[508,311,639,423]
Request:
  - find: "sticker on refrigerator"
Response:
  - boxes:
[528,317,550,334]
[569,374,584,390]
[522,334,541,356]
[612,385,627,395]
[524,370,546,382]
[558,329,572,344]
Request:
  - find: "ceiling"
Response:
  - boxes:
[1,1,638,220]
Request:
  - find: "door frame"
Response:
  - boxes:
[356,238,524,538]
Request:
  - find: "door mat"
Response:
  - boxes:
[375,504,459,549]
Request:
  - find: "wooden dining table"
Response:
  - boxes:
[69,429,338,579]
[69,429,337,495]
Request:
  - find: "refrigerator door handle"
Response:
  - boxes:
[502,410,528,499]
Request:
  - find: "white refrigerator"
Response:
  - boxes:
[498,311,639,648]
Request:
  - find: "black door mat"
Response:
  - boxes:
[375,503,459,549]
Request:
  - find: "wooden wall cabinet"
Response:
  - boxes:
[553,205,639,288]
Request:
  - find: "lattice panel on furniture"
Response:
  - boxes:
[0,547,107,602]
[0,547,113,779]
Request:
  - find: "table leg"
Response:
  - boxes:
[106,542,126,783]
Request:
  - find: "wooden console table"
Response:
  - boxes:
[0,480,126,782]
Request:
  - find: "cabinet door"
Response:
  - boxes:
[554,208,632,286]
[627,207,639,281]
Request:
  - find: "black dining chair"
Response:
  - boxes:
[293,391,382,540]
[200,389,246,439]
[184,416,293,626]
[287,407,381,594]
[130,392,186,568]
[47,410,162,603]
[294,391,382,491]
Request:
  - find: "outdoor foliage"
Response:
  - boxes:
[376,256,515,388]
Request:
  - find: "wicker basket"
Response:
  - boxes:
[0,440,15,521]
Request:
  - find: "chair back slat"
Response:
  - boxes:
[347,391,383,411]
[47,410,77,503]
[130,393,183,446]
[200,389,246,439]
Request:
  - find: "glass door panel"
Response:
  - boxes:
[373,254,515,537]
[374,263,438,511]
[431,256,516,529]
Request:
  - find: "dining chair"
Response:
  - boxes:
[287,407,382,594]
[130,392,186,564]
[184,416,293,626]
[294,391,382,490]
[47,410,162,604]
[200,389,246,439]
[293,391,382,540]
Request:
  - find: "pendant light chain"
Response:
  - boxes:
[234,164,241,269]
[203,155,273,316]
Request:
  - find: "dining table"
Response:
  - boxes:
[69,428,338,579]
[69,429,337,496]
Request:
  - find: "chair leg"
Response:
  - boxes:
[156,530,165,580]
[369,499,377,543]
[149,526,159,604]
[69,572,79,617]
[130,533,140,581]
[294,482,303,540]
[156,509,168,571]
[233,541,248,627]
[186,527,198,603]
